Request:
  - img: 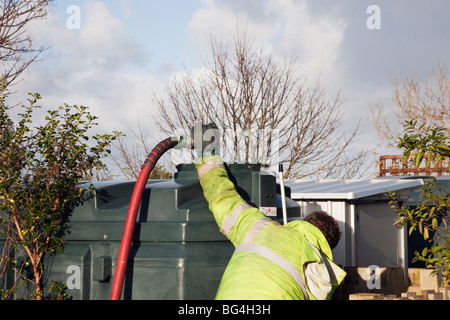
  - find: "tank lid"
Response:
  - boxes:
[174,162,266,180]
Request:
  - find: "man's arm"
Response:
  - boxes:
[195,155,267,246]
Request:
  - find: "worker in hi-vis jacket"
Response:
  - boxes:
[191,123,346,300]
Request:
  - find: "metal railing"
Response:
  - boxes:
[378,155,449,177]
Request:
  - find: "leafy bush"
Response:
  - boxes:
[0,83,120,299]
[389,120,450,286]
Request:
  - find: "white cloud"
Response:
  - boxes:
[188,0,346,80]
[188,0,278,53]
[186,0,349,125]
[271,0,346,76]
[77,2,148,71]
[14,1,159,136]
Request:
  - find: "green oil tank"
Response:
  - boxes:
[3,162,301,299]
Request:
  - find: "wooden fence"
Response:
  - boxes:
[379,155,449,177]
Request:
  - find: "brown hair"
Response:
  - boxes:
[303,211,341,249]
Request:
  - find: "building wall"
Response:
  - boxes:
[297,200,350,267]
[355,202,405,268]
[296,199,407,270]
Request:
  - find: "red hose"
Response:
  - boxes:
[110,137,179,300]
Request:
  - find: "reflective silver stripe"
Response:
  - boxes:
[197,161,225,181]
[244,218,272,243]
[221,202,252,237]
[306,238,338,285]
[235,242,310,300]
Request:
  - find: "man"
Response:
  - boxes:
[192,124,346,300]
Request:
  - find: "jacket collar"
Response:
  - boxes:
[285,220,333,263]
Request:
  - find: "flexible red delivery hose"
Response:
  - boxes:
[110,136,180,300]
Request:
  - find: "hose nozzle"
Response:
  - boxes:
[173,134,191,150]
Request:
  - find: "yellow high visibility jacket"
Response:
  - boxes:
[196,155,346,300]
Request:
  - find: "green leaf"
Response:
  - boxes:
[415,151,424,167]
[432,218,438,229]
[437,144,450,151]
[430,206,436,215]
[423,227,429,240]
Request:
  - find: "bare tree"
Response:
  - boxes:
[154,33,366,179]
[0,0,50,86]
[0,0,51,299]
[371,63,450,149]
[109,121,174,180]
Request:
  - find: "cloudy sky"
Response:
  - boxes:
[11,0,450,177]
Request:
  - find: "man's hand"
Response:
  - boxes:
[190,122,220,156]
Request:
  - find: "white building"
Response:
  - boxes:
[285,177,425,271]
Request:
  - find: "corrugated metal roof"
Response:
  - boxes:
[286,178,425,200]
